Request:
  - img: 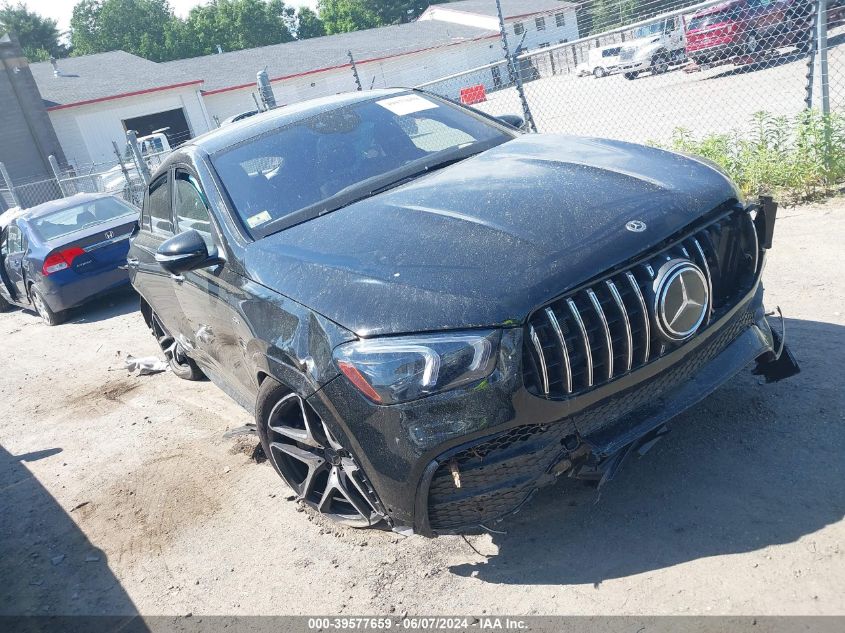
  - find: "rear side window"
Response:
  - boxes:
[173,170,213,245]
[147,175,173,235]
[6,224,23,254]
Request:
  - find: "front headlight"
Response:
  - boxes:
[334,330,500,404]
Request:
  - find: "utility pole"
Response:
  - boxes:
[495,0,536,131]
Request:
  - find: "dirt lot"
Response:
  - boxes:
[1,197,844,617]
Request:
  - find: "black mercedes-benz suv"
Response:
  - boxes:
[128,89,798,535]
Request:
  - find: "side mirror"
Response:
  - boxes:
[497,114,526,130]
[155,230,223,275]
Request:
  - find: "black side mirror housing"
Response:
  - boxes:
[155,230,223,275]
[497,114,526,130]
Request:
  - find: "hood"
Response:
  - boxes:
[244,135,740,337]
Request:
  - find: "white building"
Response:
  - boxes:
[419,0,580,51]
[29,51,212,168]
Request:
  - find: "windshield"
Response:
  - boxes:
[633,22,664,38]
[688,7,741,31]
[30,197,137,242]
[211,92,513,238]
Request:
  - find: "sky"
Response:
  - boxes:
[22,0,321,34]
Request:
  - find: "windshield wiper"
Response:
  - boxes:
[257,143,496,239]
[367,155,475,197]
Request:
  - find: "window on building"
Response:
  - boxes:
[535,16,546,31]
[513,22,524,35]
[539,42,550,49]
[555,13,566,28]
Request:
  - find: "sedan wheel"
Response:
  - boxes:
[593,66,607,78]
[260,387,382,528]
[30,286,64,326]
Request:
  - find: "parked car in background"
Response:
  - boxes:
[685,0,816,65]
[128,88,798,535]
[578,43,623,78]
[0,193,138,325]
[220,110,261,127]
[617,15,689,79]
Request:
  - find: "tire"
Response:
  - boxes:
[592,66,607,78]
[651,53,670,75]
[149,311,205,380]
[256,378,382,528]
[623,71,639,80]
[744,31,760,55]
[0,293,11,312]
[30,285,65,326]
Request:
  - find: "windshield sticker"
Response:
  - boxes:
[246,210,272,228]
[376,94,439,116]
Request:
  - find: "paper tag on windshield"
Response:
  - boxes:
[376,94,439,116]
[246,210,272,228]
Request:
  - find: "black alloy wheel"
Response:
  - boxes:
[258,384,381,528]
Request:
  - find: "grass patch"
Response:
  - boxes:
[665,110,845,202]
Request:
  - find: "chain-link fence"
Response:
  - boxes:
[414,0,842,148]
[0,131,167,214]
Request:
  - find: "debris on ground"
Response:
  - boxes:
[124,355,169,376]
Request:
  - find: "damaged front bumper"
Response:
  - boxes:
[309,277,798,536]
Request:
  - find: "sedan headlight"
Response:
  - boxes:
[334,331,500,404]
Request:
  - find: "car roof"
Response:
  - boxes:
[16,193,116,222]
[187,88,409,155]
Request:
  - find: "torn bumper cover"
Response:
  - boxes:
[310,280,798,536]
[415,296,795,535]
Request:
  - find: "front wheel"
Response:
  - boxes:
[0,293,11,312]
[30,286,65,326]
[593,66,607,78]
[651,54,670,75]
[256,378,383,529]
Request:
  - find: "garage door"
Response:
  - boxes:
[123,108,192,148]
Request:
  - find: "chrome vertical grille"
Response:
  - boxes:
[523,207,759,399]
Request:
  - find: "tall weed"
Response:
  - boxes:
[665,110,845,201]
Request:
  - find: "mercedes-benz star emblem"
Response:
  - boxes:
[626,220,647,233]
[104,230,115,240]
[653,260,709,341]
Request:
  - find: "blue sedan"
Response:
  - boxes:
[0,193,139,325]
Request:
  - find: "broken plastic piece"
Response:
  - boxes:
[125,355,169,375]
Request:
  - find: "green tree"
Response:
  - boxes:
[295,6,325,39]
[70,0,177,61]
[316,0,448,34]
[317,0,378,34]
[0,1,66,60]
[183,0,295,56]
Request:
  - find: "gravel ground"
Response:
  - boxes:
[0,196,843,617]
